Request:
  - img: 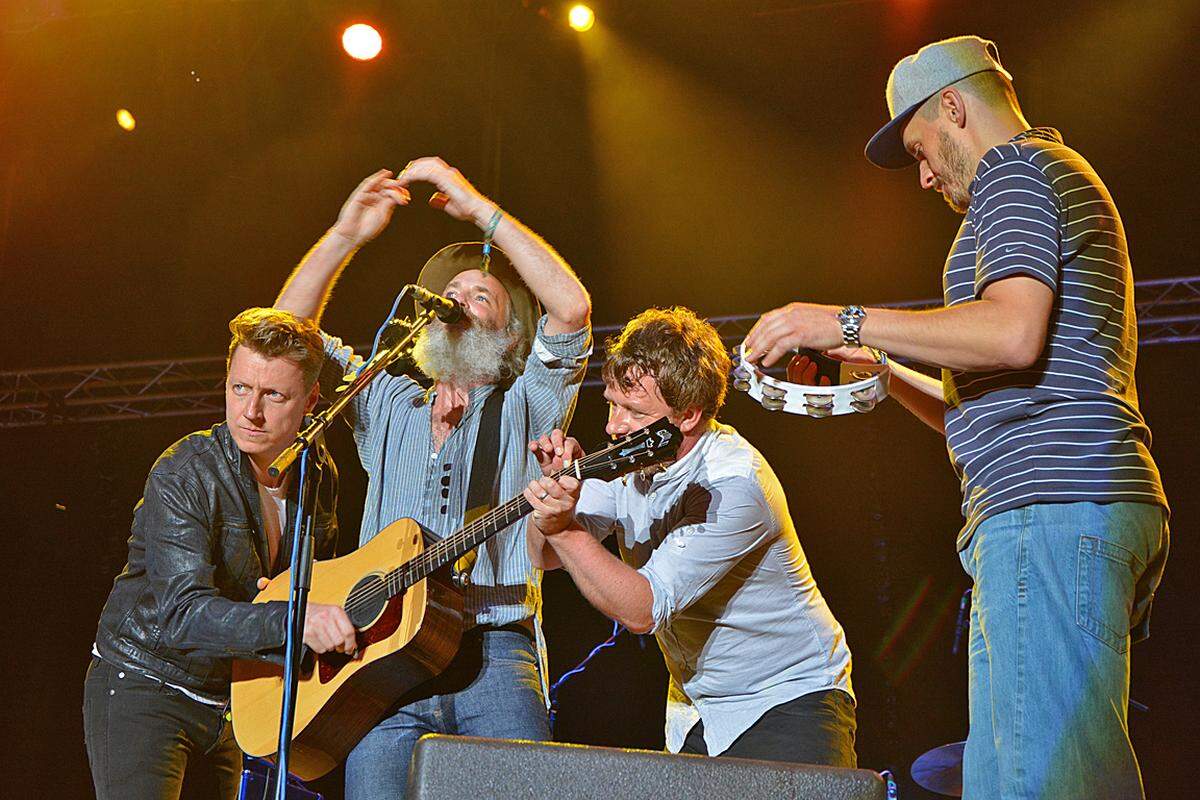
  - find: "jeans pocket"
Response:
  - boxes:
[1076,535,1138,654]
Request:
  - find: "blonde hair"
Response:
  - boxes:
[226,307,324,389]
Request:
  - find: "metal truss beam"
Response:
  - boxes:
[4,275,1199,428]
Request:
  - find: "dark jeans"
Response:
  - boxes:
[83,656,242,800]
[681,689,857,767]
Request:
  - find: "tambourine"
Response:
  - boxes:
[731,345,890,418]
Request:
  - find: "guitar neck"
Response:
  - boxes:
[375,425,677,600]
[390,491,537,593]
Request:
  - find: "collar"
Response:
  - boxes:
[968,127,1063,199]
[638,418,721,490]
[1009,126,1063,145]
[421,381,498,408]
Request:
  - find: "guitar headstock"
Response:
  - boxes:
[572,418,682,481]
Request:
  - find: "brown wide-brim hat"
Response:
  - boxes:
[414,242,541,354]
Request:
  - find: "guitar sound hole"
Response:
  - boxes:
[345,575,388,628]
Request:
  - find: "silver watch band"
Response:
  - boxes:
[837,305,866,348]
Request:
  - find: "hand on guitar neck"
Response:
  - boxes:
[256,577,357,655]
[528,429,586,477]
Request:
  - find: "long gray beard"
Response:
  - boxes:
[412,319,516,386]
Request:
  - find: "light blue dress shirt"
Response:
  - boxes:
[575,420,854,755]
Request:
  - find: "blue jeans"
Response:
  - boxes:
[959,502,1168,800]
[344,628,550,800]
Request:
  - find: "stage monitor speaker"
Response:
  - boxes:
[408,735,889,800]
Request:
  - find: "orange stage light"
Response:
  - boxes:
[342,23,383,61]
[568,4,595,32]
[116,108,136,132]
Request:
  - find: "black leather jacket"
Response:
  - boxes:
[93,423,337,699]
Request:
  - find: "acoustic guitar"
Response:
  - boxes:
[230,419,682,780]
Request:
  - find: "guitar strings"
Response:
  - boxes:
[339,448,602,615]
[338,431,665,619]
[339,445,624,617]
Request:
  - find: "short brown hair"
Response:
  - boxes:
[602,307,731,421]
[226,307,324,389]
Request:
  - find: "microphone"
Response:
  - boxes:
[410,284,465,324]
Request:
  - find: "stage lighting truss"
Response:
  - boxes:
[4,275,1199,427]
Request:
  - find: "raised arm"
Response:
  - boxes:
[396,157,591,335]
[275,169,411,324]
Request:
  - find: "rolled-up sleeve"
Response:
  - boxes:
[511,316,592,439]
[637,476,776,633]
[574,478,619,543]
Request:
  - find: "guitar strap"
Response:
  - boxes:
[453,385,506,582]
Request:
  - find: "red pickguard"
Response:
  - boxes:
[316,592,405,684]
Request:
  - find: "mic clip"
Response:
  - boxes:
[409,284,465,324]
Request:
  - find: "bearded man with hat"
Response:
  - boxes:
[742,36,1168,799]
[275,157,591,800]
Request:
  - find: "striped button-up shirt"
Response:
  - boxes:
[942,128,1168,548]
[320,316,591,630]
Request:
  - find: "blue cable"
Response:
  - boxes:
[361,285,414,371]
[548,621,624,733]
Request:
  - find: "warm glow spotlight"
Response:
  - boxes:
[342,23,383,60]
[116,108,136,132]
[568,4,595,32]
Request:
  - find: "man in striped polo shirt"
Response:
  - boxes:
[742,36,1168,799]
[275,157,591,800]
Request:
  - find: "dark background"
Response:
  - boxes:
[2,1,1196,797]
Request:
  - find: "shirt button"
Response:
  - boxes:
[108,689,115,696]
[430,452,436,460]
[649,491,657,499]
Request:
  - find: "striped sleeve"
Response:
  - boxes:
[320,333,419,469]
[973,158,1062,296]
[510,316,592,439]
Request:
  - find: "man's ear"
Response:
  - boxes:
[942,87,967,130]
[675,406,706,436]
[305,381,320,414]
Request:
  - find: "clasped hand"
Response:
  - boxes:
[524,429,586,537]
[330,157,497,248]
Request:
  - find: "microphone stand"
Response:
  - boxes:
[266,307,436,799]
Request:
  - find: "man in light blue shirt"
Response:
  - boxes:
[525,307,855,766]
[275,158,591,799]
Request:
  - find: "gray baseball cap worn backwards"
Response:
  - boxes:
[865,35,1012,169]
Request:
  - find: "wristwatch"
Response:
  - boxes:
[837,305,866,348]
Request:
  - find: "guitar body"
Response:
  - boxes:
[229,418,683,782]
[230,517,463,781]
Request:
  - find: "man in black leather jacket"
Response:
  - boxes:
[84,307,354,800]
